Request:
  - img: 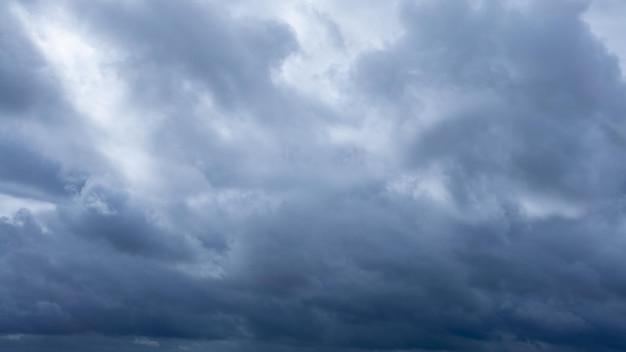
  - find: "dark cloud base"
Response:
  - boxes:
[2,0,626,351]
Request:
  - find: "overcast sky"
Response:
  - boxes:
[2,0,626,351]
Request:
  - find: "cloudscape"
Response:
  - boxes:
[2,0,626,351]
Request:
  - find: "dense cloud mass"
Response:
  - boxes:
[2,0,626,351]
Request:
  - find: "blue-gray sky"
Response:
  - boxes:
[2,0,626,351]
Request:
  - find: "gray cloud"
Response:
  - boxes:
[0,6,57,116]
[1,0,626,351]
[70,0,297,112]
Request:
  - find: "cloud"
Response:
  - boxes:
[0,4,58,116]
[134,337,160,348]
[1,0,626,351]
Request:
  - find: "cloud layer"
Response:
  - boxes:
[2,0,626,351]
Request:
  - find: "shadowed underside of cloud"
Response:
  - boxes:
[1,0,626,351]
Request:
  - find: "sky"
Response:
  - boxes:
[2,0,626,351]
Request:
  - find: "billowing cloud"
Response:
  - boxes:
[1,0,626,351]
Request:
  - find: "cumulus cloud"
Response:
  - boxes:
[1,0,626,351]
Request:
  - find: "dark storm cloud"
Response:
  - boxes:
[0,138,67,200]
[0,208,239,339]
[59,193,195,261]
[213,194,626,351]
[2,0,626,351]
